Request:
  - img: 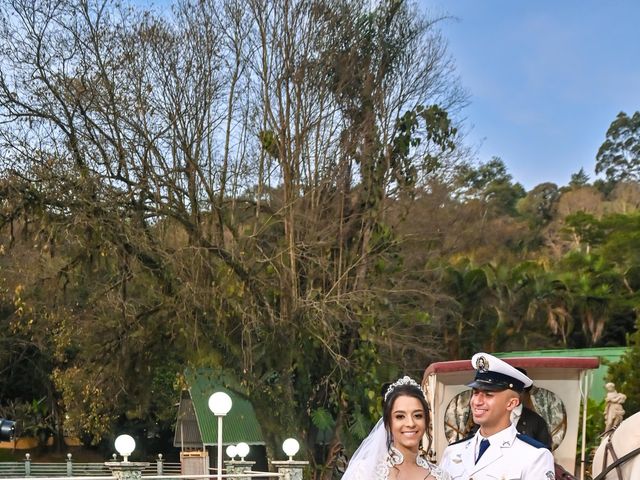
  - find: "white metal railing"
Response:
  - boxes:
[0,455,299,480]
[0,474,283,480]
[146,474,282,478]
[0,458,182,478]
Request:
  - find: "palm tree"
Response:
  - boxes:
[439,260,493,358]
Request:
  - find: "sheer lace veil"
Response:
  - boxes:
[341,418,387,480]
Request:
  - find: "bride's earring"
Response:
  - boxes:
[390,447,402,464]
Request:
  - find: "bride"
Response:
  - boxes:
[342,376,451,480]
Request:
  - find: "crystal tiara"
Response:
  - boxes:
[383,375,426,401]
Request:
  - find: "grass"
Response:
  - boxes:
[0,446,107,463]
[0,450,22,461]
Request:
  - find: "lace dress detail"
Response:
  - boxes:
[374,447,452,480]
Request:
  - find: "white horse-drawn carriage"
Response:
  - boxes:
[422,356,602,479]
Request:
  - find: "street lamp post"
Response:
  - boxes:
[208,392,232,480]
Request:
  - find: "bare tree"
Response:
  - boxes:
[0,0,467,469]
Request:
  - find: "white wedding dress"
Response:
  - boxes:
[375,448,452,480]
[342,419,452,480]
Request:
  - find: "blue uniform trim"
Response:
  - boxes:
[516,433,547,449]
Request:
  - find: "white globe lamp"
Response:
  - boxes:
[226,444,237,459]
[236,442,250,461]
[282,438,300,461]
[208,392,232,416]
[114,434,136,462]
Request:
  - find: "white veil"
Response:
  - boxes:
[341,418,388,480]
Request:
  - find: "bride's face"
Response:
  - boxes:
[390,395,426,452]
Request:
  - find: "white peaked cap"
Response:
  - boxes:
[466,352,533,392]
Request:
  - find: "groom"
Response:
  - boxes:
[440,352,555,479]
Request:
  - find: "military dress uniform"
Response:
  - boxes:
[440,423,554,479]
[513,405,552,449]
[466,404,553,450]
[439,353,556,480]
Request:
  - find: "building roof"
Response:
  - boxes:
[174,390,204,449]
[179,369,265,447]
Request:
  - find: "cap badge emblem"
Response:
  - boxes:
[476,355,489,372]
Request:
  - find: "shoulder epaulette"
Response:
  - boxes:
[516,433,547,449]
[448,434,474,446]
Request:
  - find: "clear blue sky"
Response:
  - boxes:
[425,0,640,190]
